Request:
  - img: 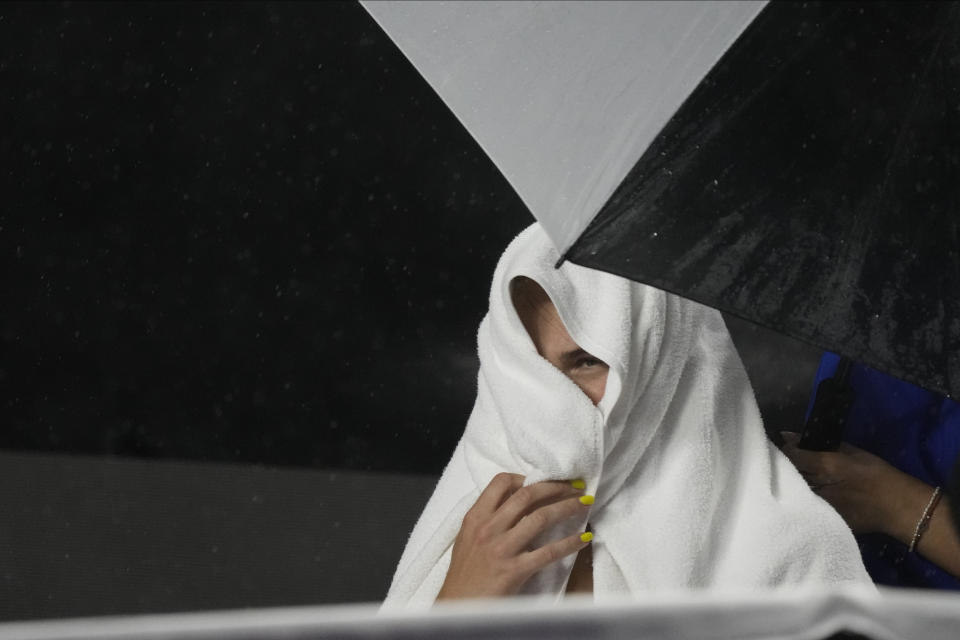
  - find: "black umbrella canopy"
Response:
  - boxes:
[368,1,960,399]
[567,1,960,399]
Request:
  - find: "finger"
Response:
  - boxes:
[815,480,842,490]
[489,480,585,533]
[503,493,590,553]
[780,443,831,475]
[836,441,861,455]
[803,466,847,489]
[801,473,821,491]
[519,529,592,576]
[780,431,801,446]
[471,473,524,518]
[811,482,842,501]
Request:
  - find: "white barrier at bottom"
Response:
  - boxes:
[2,586,959,640]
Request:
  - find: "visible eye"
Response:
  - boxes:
[576,356,604,369]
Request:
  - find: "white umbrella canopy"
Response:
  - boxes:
[361,0,766,256]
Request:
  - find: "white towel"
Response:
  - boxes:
[384,224,871,607]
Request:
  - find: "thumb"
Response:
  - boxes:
[779,431,801,447]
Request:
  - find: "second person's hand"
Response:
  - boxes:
[780,431,912,534]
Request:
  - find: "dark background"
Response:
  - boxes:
[1,1,531,474]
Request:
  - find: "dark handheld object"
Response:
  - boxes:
[799,358,855,451]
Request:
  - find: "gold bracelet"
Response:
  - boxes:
[908,486,942,553]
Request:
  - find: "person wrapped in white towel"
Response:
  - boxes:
[385,223,871,606]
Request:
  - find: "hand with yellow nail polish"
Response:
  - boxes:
[436,472,594,601]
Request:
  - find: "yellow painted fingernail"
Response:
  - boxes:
[580,531,593,543]
[579,495,595,505]
[570,479,586,490]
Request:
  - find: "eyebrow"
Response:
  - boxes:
[559,348,590,363]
